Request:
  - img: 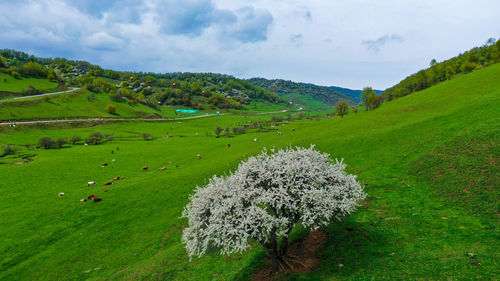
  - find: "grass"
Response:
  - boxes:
[0,88,297,120]
[0,63,499,280]
[0,73,59,97]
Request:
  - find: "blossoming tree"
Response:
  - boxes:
[181,146,365,270]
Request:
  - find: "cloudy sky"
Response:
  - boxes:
[0,0,499,89]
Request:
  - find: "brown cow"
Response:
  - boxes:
[104,189,108,192]
[158,167,167,171]
[113,177,120,181]
[87,194,102,202]
[142,166,149,171]
[227,143,231,147]
[101,163,108,167]
[104,181,113,186]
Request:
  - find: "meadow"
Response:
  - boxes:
[0,73,59,98]
[0,63,498,280]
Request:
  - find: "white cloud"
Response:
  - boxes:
[0,0,499,89]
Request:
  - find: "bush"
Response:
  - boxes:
[85,132,104,145]
[181,146,366,270]
[38,136,55,149]
[87,94,96,102]
[334,101,349,118]
[106,104,116,114]
[2,144,15,156]
[214,126,223,137]
[56,137,68,148]
[142,133,153,140]
[70,136,82,144]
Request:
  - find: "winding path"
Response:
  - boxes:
[0,87,80,102]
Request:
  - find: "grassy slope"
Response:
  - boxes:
[0,64,498,280]
[0,73,58,94]
[0,89,293,120]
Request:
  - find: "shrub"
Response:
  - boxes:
[214,126,223,138]
[2,144,15,156]
[335,101,349,118]
[182,146,365,270]
[87,94,96,102]
[85,132,104,145]
[70,136,82,144]
[38,136,55,149]
[106,104,116,114]
[142,133,153,140]
[56,137,68,148]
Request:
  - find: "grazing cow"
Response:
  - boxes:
[87,194,95,199]
[80,198,87,202]
[112,159,116,163]
[58,192,65,196]
[277,132,283,136]
[253,138,258,142]
[291,128,295,131]
[116,146,119,151]
[142,166,149,171]
[227,143,231,147]
[113,177,120,181]
[197,154,202,159]
[104,189,108,192]
[102,163,108,167]
[111,150,114,154]
[158,167,167,171]
[90,196,102,203]
[87,181,96,186]
[104,181,113,186]
[168,160,172,164]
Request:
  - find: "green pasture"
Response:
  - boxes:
[0,73,58,97]
[0,64,498,280]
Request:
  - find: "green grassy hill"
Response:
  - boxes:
[0,63,498,280]
[0,73,59,99]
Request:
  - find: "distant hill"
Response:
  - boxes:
[247,78,355,109]
[0,49,285,110]
[328,86,383,103]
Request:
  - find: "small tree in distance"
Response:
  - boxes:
[182,146,365,271]
[214,126,223,138]
[106,104,116,114]
[335,101,349,118]
[38,136,55,149]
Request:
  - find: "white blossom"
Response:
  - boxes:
[181,145,366,259]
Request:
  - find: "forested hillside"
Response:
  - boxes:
[383,38,500,101]
[329,86,382,103]
[247,78,355,107]
[0,49,285,110]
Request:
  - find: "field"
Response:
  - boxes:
[0,63,499,280]
[0,88,298,121]
[0,73,59,99]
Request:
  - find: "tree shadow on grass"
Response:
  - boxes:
[234,220,387,281]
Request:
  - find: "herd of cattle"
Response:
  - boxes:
[58,129,290,203]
